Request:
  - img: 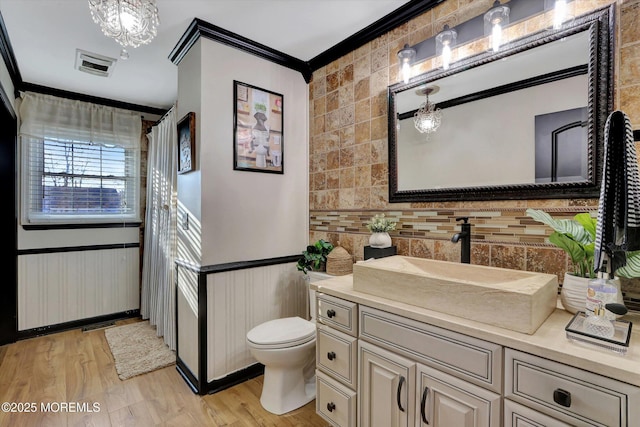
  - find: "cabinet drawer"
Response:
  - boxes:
[318,294,358,336]
[504,400,572,427]
[359,305,502,393]
[505,348,640,426]
[317,324,357,389]
[316,370,356,427]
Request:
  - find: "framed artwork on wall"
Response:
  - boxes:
[233,80,283,174]
[177,112,196,174]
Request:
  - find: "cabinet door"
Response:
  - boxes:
[359,341,415,427]
[416,364,500,427]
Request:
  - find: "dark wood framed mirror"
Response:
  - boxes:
[388,5,614,202]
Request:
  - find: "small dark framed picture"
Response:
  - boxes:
[177,112,196,174]
[233,80,283,174]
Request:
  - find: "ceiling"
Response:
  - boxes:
[0,0,412,112]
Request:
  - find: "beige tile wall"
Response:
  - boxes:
[307,0,640,307]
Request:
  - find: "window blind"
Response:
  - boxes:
[19,92,141,224]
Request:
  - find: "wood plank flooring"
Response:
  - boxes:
[0,319,328,426]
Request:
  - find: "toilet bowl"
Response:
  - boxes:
[246,271,332,415]
[247,316,316,415]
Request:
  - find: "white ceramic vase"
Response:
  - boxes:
[369,232,392,248]
[560,273,590,314]
[560,272,623,314]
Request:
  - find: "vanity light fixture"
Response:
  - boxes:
[397,44,417,84]
[88,0,160,59]
[484,0,510,52]
[435,24,457,70]
[553,0,568,29]
[414,86,442,138]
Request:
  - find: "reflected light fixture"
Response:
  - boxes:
[414,86,442,138]
[435,24,457,70]
[484,0,510,52]
[88,0,160,59]
[553,0,568,30]
[397,44,417,84]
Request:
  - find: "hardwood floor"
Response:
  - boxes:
[0,319,328,426]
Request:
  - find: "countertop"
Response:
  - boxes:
[311,274,640,388]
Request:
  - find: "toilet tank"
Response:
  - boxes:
[305,271,334,322]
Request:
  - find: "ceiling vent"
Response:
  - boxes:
[75,49,116,77]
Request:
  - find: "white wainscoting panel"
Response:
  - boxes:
[18,247,140,330]
[206,262,306,382]
[177,266,200,378]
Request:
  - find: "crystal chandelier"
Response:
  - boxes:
[88,0,160,57]
[414,86,442,138]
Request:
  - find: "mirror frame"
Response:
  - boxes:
[387,5,614,202]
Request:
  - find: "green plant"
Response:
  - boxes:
[254,102,267,113]
[296,239,334,274]
[366,214,397,233]
[526,208,640,279]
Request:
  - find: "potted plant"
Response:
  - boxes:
[526,208,640,313]
[296,239,334,274]
[366,213,396,248]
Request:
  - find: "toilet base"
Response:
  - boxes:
[260,366,316,415]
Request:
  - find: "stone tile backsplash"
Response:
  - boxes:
[307,0,640,310]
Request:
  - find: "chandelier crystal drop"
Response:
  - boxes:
[88,0,160,49]
[414,87,442,138]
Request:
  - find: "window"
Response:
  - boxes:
[20,92,141,224]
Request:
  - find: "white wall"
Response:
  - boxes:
[0,57,15,111]
[177,39,203,267]
[175,37,310,385]
[198,39,309,265]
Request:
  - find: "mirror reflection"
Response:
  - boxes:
[388,8,613,202]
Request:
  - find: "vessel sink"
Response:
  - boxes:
[352,255,558,334]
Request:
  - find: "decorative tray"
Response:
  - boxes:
[565,311,632,354]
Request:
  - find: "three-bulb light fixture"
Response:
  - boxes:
[399,0,570,137]
[88,0,160,59]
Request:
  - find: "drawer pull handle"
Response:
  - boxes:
[397,375,406,412]
[327,309,336,318]
[421,386,430,424]
[327,351,336,361]
[327,402,336,412]
[553,388,572,408]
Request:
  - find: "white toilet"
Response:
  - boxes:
[246,271,331,415]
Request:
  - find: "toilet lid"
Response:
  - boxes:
[247,317,316,348]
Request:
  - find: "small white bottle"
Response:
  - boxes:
[586,261,619,320]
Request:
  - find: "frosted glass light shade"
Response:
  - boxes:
[435,25,457,70]
[484,1,510,52]
[397,44,416,84]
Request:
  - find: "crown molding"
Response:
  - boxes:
[170,0,443,83]
[169,18,313,82]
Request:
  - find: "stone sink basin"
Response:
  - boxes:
[352,255,558,334]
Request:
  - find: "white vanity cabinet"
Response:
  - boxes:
[316,293,359,427]
[313,283,640,427]
[504,348,640,427]
[358,306,501,427]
